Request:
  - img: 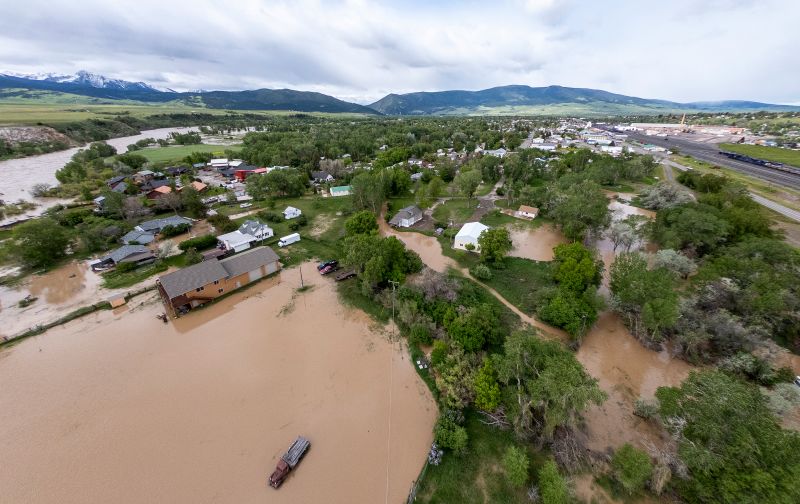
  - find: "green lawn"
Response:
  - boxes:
[481,257,555,316]
[432,199,479,225]
[101,254,187,289]
[416,410,547,503]
[133,144,240,163]
[720,143,800,168]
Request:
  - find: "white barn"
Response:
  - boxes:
[454,222,489,251]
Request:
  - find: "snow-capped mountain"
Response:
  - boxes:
[0,70,171,92]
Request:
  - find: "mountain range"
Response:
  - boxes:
[1,71,798,116]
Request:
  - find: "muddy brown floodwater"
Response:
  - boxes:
[508,223,567,261]
[0,265,437,503]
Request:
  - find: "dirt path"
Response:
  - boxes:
[0,265,437,503]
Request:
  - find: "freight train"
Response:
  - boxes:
[718,150,800,176]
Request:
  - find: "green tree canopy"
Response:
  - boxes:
[502,445,529,487]
[538,460,571,504]
[611,443,652,495]
[477,227,512,265]
[344,210,378,236]
[13,218,70,268]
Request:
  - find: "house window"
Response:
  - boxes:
[196,286,204,292]
[213,280,220,285]
[218,288,224,294]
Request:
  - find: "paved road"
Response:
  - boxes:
[623,131,800,190]
[664,157,800,223]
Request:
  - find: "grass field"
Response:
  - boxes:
[432,198,479,224]
[719,143,800,168]
[130,144,241,163]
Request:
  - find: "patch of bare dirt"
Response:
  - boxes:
[0,126,72,146]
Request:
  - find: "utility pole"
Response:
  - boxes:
[299,263,304,289]
[389,280,399,340]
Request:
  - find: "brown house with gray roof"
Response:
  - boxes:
[156,246,281,317]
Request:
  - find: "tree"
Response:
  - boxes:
[99,189,124,219]
[155,192,183,214]
[122,197,149,222]
[502,445,529,487]
[435,346,479,409]
[427,176,445,199]
[640,182,694,210]
[656,370,800,504]
[610,252,679,343]
[473,358,501,411]
[455,169,482,202]
[351,172,385,214]
[547,179,610,241]
[611,444,652,495]
[434,413,468,454]
[538,460,570,504]
[116,152,148,170]
[552,242,602,292]
[496,330,606,439]
[478,227,512,264]
[184,247,203,265]
[13,218,70,268]
[345,210,378,236]
[653,249,696,279]
[180,186,205,218]
[538,287,600,340]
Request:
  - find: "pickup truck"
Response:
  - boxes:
[268,436,310,489]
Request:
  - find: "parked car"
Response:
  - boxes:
[317,260,337,271]
[320,262,339,275]
[240,202,253,209]
[794,376,800,388]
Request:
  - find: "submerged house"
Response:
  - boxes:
[389,205,423,228]
[156,246,281,317]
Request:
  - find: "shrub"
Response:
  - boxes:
[611,443,652,495]
[178,234,218,251]
[633,399,659,419]
[430,340,448,368]
[184,247,203,265]
[409,324,433,346]
[258,210,283,223]
[288,221,301,231]
[470,263,493,280]
[115,262,138,273]
[434,414,468,454]
[502,445,529,487]
[208,213,238,233]
[297,213,308,226]
[159,223,190,237]
[538,460,570,504]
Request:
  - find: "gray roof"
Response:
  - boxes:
[101,245,153,264]
[158,260,228,299]
[238,220,270,235]
[218,246,280,278]
[137,216,192,233]
[157,246,280,299]
[311,170,332,180]
[111,182,128,193]
[389,205,423,225]
[121,230,155,245]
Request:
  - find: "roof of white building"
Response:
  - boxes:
[455,222,489,240]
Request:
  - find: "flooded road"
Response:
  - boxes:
[0,126,197,221]
[508,223,567,261]
[0,266,437,503]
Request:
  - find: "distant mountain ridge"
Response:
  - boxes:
[1,71,797,115]
[0,71,380,114]
[368,85,800,115]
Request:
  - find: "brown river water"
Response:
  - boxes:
[0,266,437,503]
[0,127,197,223]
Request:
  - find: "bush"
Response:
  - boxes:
[178,233,218,251]
[159,223,190,237]
[633,399,659,419]
[208,213,238,233]
[434,414,468,455]
[502,445,529,487]
[115,262,138,273]
[297,213,308,226]
[258,210,283,223]
[538,460,570,504]
[611,443,652,495]
[430,340,448,367]
[470,263,493,280]
[184,247,203,265]
[288,221,301,231]
[409,324,433,346]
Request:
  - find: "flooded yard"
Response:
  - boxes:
[0,266,437,503]
[507,222,567,261]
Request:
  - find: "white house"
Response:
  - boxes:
[454,222,490,252]
[239,220,274,241]
[484,147,508,158]
[283,206,302,220]
[389,205,423,228]
[217,231,258,253]
[515,205,539,220]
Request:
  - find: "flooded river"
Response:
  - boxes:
[0,266,437,503]
[0,127,198,223]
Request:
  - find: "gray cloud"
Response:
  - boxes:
[0,0,797,104]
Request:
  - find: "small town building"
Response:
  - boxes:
[93,195,106,210]
[133,170,156,184]
[120,229,155,245]
[209,158,230,169]
[329,185,352,197]
[389,205,423,228]
[217,231,258,253]
[146,186,172,200]
[410,172,424,182]
[515,205,539,220]
[107,292,127,308]
[136,216,193,234]
[156,246,281,317]
[283,206,302,220]
[454,222,489,251]
[239,220,274,241]
[311,171,335,183]
[180,181,207,192]
[234,167,267,182]
[484,147,508,158]
[91,245,156,271]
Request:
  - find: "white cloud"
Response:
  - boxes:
[0,0,797,104]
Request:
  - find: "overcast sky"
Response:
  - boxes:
[1,0,798,104]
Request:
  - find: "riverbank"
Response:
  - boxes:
[0,265,437,503]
